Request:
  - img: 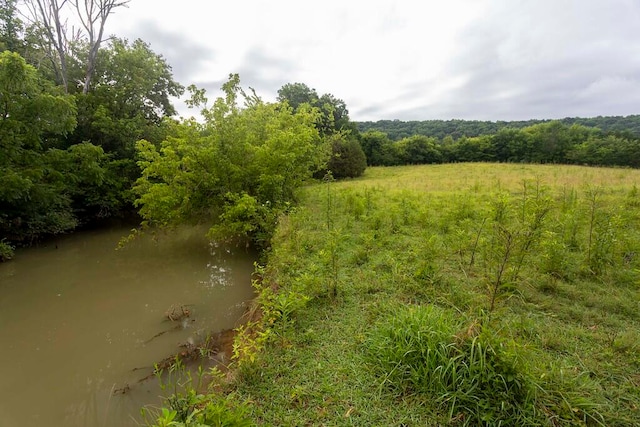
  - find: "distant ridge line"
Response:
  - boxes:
[356,114,640,140]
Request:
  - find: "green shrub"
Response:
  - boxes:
[326,136,367,179]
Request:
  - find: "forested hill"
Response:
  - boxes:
[356,115,640,140]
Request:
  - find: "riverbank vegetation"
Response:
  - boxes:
[0,0,184,258]
[216,163,640,426]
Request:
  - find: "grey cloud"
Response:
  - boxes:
[114,20,217,85]
[353,104,392,120]
[233,48,296,97]
[187,50,295,104]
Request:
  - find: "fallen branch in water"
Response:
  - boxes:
[112,383,130,395]
[114,329,237,395]
[144,319,195,345]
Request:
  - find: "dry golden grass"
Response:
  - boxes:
[337,163,640,194]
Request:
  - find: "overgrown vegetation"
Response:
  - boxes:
[132,75,324,249]
[141,361,252,427]
[1,2,184,249]
[224,163,640,426]
[4,2,640,425]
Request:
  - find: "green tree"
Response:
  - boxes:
[491,128,530,162]
[316,92,357,136]
[277,82,319,110]
[50,38,185,222]
[0,51,112,243]
[360,130,394,166]
[0,0,23,52]
[522,121,573,163]
[567,134,640,167]
[397,135,442,165]
[325,134,367,179]
[278,82,357,137]
[70,38,184,157]
[134,75,322,248]
[449,136,496,162]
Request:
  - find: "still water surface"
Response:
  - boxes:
[0,226,255,426]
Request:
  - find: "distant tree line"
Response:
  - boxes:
[357,116,640,141]
[359,121,640,168]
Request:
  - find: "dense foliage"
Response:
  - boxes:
[0,2,184,256]
[277,82,367,179]
[358,121,640,168]
[324,134,367,179]
[133,75,324,248]
[0,51,95,243]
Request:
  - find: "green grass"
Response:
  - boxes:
[224,163,640,426]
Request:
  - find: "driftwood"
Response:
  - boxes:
[144,319,196,345]
[113,329,237,395]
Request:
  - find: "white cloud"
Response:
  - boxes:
[105,0,640,121]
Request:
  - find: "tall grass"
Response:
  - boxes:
[366,305,604,426]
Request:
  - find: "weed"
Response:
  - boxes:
[0,239,14,261]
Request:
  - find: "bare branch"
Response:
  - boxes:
[21,0,130,93]
[71,0,130,93]
[21,0,72,91]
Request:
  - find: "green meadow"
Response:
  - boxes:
[228,163,640,426]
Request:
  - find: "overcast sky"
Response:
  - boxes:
[106,0,640,122]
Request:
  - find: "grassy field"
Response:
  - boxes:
[224,163,640,426]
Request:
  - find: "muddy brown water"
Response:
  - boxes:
[0,225,256,426]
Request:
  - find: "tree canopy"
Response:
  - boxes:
[277,82,366,178]
[0,51,111,243]
[357,116,640,141]
[0,6,184,256]
[356,121,640,169]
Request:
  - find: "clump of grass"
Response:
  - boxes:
[142,361,252,427]
[366,304,605,426]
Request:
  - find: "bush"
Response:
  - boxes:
[326,136,367,179]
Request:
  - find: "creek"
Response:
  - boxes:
[0,225,256,426]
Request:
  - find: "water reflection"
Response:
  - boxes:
[203,241,252,290]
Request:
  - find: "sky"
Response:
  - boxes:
[104,0,640,122]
